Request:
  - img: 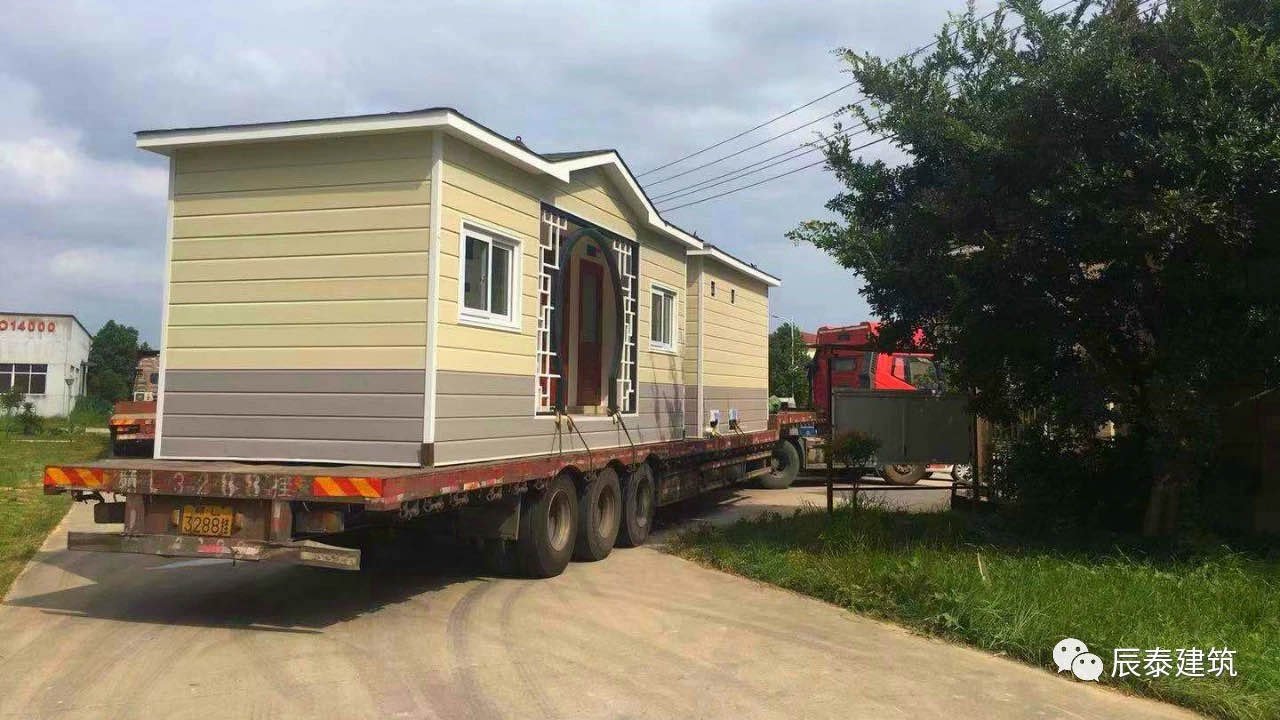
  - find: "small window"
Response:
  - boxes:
[460,225,519,328]
[649,285,677,352]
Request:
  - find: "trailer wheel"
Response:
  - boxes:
[881,464,927,485]
[516,473,578,578]
[760,440,800,489]
[616,463,656,548]
[573,467,621,562]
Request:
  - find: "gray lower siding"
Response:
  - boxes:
[684,384,700,437]
[160,369,425,465]
[697,385,769,436]
[434,370,685,466]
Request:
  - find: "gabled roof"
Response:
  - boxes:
[136,107,710,250]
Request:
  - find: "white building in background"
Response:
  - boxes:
[0,312,91,416]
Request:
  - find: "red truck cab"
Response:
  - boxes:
[810,323,941,413]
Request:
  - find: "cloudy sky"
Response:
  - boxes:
[0,0,991,343]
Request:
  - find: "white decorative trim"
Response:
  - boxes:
[647,280,680,354]
[152,158,176,458]
[688,246,782,287]
[423,131,443,447]
[455,219,523,331]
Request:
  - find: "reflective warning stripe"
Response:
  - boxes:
[44,467,104,489]
[311,476,383,498]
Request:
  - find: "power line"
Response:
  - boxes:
[638,2,1012,180]
[636,81,856,178]
[660,135,895,212]
[656,0,1160,212]
[653,122,877,204]
[645,107,845,187]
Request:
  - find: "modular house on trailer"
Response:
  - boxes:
[137,108,780,470]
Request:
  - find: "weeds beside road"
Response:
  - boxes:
[669,505,1280,720]
[0,426,107,597]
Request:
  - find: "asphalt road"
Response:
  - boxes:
[0,485,1197,720]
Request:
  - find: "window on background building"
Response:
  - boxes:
[460,225,518,327]
[650,285,677,351]
[0,363,48,394]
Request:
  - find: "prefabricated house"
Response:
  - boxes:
[136,108,780,468]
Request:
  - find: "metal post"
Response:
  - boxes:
[826,356,834,515]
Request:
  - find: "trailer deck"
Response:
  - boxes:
[45,428,779,510]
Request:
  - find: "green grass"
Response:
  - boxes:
[668,505,1280,720]
[0,427,107,597]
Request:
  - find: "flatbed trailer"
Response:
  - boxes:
[45,427,790,577]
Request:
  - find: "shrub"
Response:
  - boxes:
[0,386,22,418]
[831,430,881,469]
[990,425,1152,533]
[17,401,42,436]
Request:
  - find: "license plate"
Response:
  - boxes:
[180,505,234,537]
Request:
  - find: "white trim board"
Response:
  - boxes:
[152,158,177,459]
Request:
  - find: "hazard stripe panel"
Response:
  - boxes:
[43,467,104,489]
[311,476,383,498]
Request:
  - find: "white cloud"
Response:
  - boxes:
[0,137,78,201]
[48,246,164,292]
[0,0,1001,342]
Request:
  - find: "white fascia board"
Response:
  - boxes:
[441,113,568,180]
[135,110,566,179]
[688,247,782,287]
[136,109,453,154]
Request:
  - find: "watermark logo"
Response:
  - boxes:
[1055,639,1238,682]
[1054,638,1102,681]
[1053,638,1090,675]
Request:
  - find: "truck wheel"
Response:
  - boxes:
[760,440,800,489]
[881,464,927,485]
[616,463,656,548]
[574,467,621,562]
[516,474,578,578]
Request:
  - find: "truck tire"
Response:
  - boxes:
[574,467,621,562]
[760,440,800,489]
[516,474,578,578]
[616,463,656,548]
[881,464,927,485]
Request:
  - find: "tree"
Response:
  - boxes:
[789,1,1280,533]
[87,320,142,405]
[769,322,811,405]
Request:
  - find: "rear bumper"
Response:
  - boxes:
[67,531,361,571]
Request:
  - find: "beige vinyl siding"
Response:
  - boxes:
[637,230,687,388]
[549,167,640,240]
[699,262,769,388]
[696,259,771,432]
[167,133,432,371]
[159,133,431,465]
[433,137,687,464]
[684,256,703,435]
[438,135,542,376]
